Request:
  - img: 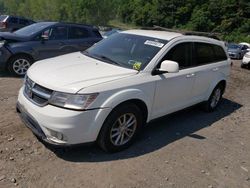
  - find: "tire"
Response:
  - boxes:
[203,84,223,112]
[8,55,33,77]
[98,103,143,152]
[241,64,246,68]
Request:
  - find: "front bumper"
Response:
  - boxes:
[17,87,112,145]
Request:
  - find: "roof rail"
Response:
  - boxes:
[142,25,221,40]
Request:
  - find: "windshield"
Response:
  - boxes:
[14,22,54,36]
[228,44,240,49]
[85,33,167,70]
[0,15,7,21]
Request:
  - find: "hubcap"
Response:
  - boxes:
[13,59,31,75]
[110,113,137,146]
[210,88,221,108]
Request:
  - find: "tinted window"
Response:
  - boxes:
[9,17,18,23]
[69,27,89,39]
[50,26,68,40]
[19,19,29,25]
[194,43,215,65]
[161,42,192,69]
[213,45,227,61]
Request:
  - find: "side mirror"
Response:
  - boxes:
[158,60,179,74]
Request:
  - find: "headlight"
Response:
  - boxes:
[49,92,98,110]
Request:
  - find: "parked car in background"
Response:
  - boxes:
[17,30,230,152]
[239,42,250,49]
[102,28,122,38]
[227,43,249,59]
[242,52,250,69]
[0,15,35,32]
[0,22,102,76]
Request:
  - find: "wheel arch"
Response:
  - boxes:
[6,52,34,68]
[206,79,227,100]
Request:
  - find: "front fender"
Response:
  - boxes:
[99,89,152,121]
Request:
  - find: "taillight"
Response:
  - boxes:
[0,22,7,28]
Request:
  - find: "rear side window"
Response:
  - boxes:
[161,42,192,69]
[194,42,227,65]
[9,17,18,23]
[19,19,29,25]
[195,43,215,65]
[69,27,90,39]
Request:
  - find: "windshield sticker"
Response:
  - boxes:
[144,40,164,48]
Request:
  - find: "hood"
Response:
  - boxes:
[0,32,29,42]
[27,52,138,93]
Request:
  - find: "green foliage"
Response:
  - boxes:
[0,0,249,42]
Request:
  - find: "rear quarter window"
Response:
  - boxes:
[19,19,29,25]
[213,45,227,61]
[8,17,18,23]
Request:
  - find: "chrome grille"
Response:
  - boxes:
[24,76,53,106]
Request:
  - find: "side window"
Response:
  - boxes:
[9,17,18,24]
[194,42,215,65]
[213,45,227,61]
[160,42,192,69]
[19,19,29,25]
[69,27,90,39]
[49,26,68,40]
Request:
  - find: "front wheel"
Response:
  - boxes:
[203,85,223,112]
[8,55,33,77]
[98,103,143,152]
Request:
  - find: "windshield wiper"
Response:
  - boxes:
[96,55,120,65]
[82,51,129,68]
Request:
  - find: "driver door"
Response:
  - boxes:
[29,26,69,60]
[151,42,196,119]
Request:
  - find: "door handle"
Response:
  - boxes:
[186,73,195,78]
[212,68,219,71]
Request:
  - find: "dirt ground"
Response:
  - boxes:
[0,60,249,188]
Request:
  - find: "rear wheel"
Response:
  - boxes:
[8,55,33,76]
[98,103,143,152]
[203,84,223,112]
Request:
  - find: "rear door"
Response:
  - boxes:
[191,42,228,102]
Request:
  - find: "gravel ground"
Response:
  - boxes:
[0,60,249,188]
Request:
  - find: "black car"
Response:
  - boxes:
[0,15,35,32]
[0,22,102,76]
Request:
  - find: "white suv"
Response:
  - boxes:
[17,30,231,152]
